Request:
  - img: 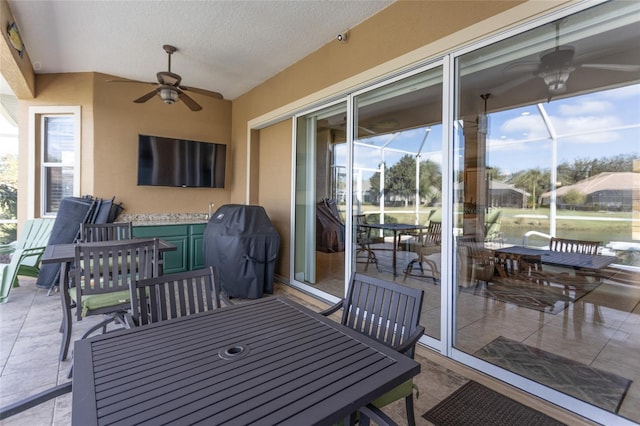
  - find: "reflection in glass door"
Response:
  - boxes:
[453,2,640,423]
[352,66,444,340]
[293,102,348,299]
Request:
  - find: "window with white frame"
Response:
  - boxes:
[28,106,81,217]
[41,115,75,215]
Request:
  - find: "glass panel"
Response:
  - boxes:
[42,115,75,215]
[44,116,74,163]
[353,67,444,340]
[454,1,640,422]
[293,102,347,298]
[44,166,74,213]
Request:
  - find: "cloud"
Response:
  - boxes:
[551,115,622,143]
[498,114,549,139]
[558,100,613,115]
[595,83,640,101]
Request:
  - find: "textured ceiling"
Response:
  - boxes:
[6,0,393,100]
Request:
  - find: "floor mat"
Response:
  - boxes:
[422,380,566,426]
[475,336,632,413]
[460,279,599,314]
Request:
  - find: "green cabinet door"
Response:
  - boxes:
[189,224,206,270]
[133,225,189,273]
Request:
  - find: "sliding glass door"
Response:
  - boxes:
[291,1,638,423]
[452,2,640,423]
[293,102,348,299]
[351,66,444,341]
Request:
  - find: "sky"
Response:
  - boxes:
[346,84,639,180]
[485,84,640,175]
[0,113,18,156]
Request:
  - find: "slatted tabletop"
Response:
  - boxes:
[72,296,420,426]
[495,246,617,270]
[41,238,176,264]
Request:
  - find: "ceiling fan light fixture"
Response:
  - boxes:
[160,87,179,104]
[537,65,575,94]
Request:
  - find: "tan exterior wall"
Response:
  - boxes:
[17,73,95,223]
[91,73,231,215]
[257,119,293,279]
[231,1,570,278]
[16,72,232,221]
[10,0,574,275]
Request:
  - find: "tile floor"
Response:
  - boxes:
[0,277,593,425]
[313,246,640,424]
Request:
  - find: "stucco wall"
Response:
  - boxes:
[11,0,573,276]
[257,119,293,279]
[17,72,232,221]
[230,1,569,279]
[91,73,231,215]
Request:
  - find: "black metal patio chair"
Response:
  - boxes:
[129,266,221,326]
[79,221,133,242]
[321,272,425,425]
[59,238,160,361]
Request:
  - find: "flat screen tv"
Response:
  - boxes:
[137,134,226,188]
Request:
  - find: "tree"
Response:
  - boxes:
[0,154,17,218]
[563,189,586,209]
[386,155,416,206]
[0,154,18,243]
[418,159,442,206]
[509,168,550,209]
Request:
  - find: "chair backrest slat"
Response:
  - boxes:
[73,239,159,321]
[550,237,599,255]
[131,267,221,326]
[79,222,133,243]
[341,273,424,356]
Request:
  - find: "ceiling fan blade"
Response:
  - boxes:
[107,79,157,86]
[581,63,640,72]
[133,89,159,103]
[178,92,202,111]
[157,71,181,86]
[180,85,224,99]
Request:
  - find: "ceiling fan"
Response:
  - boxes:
[496,20,640,97]
[108,45,223,111]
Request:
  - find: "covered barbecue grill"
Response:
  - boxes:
[203,204,280,299]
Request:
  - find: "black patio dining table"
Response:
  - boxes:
[494,245,618,272]
[360,223,428,275]
[71,296,420,426]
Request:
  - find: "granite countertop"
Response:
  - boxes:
[117,213,209,226]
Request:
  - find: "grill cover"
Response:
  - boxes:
[316,198,344,253]
[203,205,280,299]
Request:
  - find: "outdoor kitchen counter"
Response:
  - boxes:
[118,213,209,227]
[128,217,209,273]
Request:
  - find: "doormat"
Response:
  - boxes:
[422,380,566,426]
[460,279,599,314]
[475,336,631,413]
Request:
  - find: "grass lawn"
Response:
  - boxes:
[358,206,632,245]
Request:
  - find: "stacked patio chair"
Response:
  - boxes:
[321,273,424,425]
